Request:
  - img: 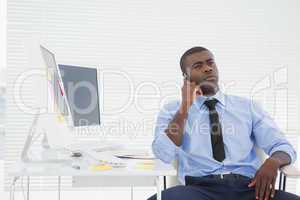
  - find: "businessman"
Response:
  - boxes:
[148,47,300,200]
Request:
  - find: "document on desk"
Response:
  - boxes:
[135,160,155,170]
[85,151,127,168]
[91,164,113,171]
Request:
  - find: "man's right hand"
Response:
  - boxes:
[180,79,202,114]
[165,79,203,146]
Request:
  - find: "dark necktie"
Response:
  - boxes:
[204,98,226,162]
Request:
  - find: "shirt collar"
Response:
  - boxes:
[195,89,226,109]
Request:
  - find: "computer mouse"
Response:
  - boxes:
[71,152,82,158]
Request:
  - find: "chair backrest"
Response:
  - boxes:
[167,160,180,187]
[166,146,268,188]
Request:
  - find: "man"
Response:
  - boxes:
[148,47,300,200]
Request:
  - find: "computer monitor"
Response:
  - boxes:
[39,45,73,148]
[58,64,101,127]
[37,45,115,153]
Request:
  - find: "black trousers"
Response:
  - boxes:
[147,174,300,200]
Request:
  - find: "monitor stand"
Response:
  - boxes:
[21,113,72,164]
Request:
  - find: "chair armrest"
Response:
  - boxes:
[280,164,300,178]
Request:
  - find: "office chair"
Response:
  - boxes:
[163,147,300,192]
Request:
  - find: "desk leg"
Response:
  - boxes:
[9,179,15,200]
[26,176,30,200]
[58,176,61,200]
[27,176,30,200]
[10,177,19,200]
[156,176,161,200]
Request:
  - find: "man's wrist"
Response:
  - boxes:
[179,103,192,115]
[267,157,282,169]
[269,151,292,168]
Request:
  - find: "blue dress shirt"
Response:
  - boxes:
[152,90,297,184]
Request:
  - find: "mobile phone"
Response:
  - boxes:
[183,73,190,81]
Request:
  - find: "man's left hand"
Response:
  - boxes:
[248,158,281,200]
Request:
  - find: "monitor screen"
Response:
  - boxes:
[58,64,101,127]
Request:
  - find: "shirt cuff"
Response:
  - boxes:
[270,145,297,164]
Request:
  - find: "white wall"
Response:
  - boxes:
[5,0,300,199]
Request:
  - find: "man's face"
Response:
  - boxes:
[183,50,219,91]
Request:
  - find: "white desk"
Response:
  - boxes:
[8,158,176,200]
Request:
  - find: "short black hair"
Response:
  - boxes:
[180,46,209,74]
